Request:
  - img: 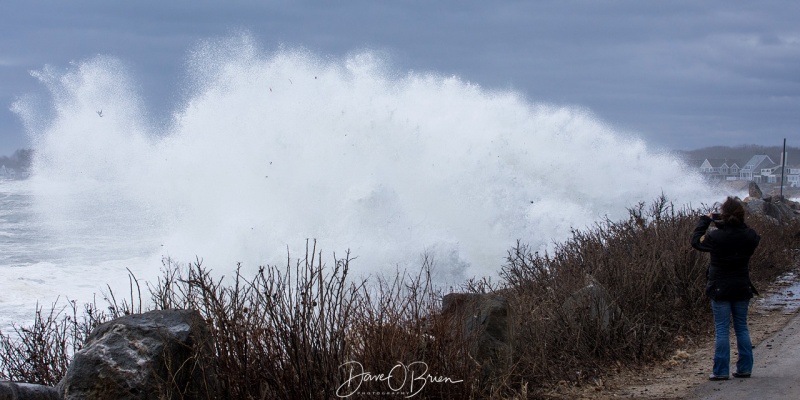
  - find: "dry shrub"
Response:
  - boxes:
[501,195,800,392]
[744,210,800,286]
[0,300,109,386]
[118,241,485,398]
[1,241,483,398]
[347,258,484,399]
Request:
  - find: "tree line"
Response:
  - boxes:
[678,144,799,165]
[0,149,33,172]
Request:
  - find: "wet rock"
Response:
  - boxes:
[442,293,512,374]
[56,309,217,400]
[745,198,767,217]
[748,182,763,199]
[745,196,800,223]
[0,382,59,400]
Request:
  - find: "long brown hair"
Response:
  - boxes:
[720,196,745,226]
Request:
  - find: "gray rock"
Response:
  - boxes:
[749,182,763,199]
[745,198,767,217]
[0,382,60,400]
[744,197,800,223]
[442,293,512,374]
[765,201,797,222]
[56,309,217,400]
[562,275,623,332]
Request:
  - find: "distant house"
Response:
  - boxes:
[761,152,799,187]
[760,165,782,183]
[694,152,800,189]
[698,158,742,181]
[786,166,800,188]
[739,155,777,182]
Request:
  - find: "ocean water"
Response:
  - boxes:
[2,36,721,328]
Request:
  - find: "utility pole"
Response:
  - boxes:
[780,138,786,200]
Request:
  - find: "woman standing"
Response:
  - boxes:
[691,197,761,380]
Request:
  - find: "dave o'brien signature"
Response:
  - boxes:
[336,360,464,398]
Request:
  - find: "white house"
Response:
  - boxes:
[739,155,777,182]
[698,158,742,181]
[695,152,800,189]
[786,166,800,187]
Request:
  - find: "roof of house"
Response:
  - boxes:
[700,158,744,168]
[742,155,776,171]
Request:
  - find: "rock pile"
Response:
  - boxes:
[743,182,800,223]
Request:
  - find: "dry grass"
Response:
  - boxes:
[0,299,108,386]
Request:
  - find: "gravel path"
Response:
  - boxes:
[692,310,800,399]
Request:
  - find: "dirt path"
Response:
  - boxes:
[543,270,800,399]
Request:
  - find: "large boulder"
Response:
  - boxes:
[56,309,217,400]
[744,195,800,223]
[442,293,512,375]
[748,181,763,199]
[562,275,623,332]
[0,382,59,400]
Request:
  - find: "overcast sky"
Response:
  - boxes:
[1,1,798,156]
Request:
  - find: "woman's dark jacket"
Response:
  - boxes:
[691,215,761,301]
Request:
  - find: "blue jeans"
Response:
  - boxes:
[711,299,753,377]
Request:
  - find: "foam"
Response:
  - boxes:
[12,36,718,287]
